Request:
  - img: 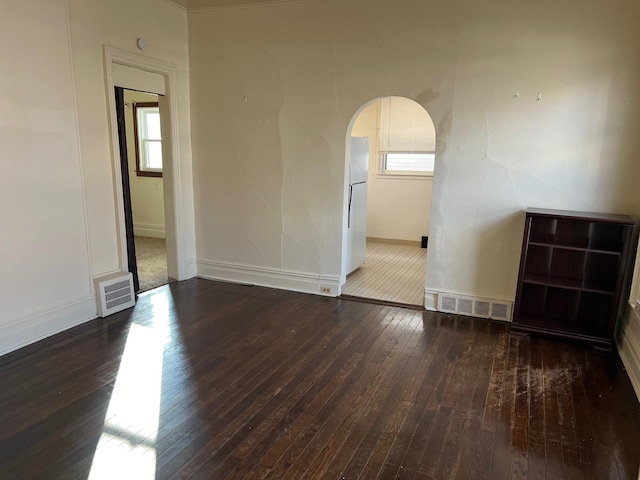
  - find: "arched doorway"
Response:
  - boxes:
[341,96,436,307]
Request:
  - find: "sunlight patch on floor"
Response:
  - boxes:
[88,294,171,479]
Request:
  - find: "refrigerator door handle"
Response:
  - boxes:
[348,185,353,228]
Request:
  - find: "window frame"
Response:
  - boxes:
[132,102,162,178]
[377,97,436,178]
[380,151,436,177]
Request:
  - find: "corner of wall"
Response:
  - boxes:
[617,303,640,402]
[424,290,438,311]
[185,257,198,279]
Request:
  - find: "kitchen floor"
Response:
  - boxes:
[342,240,427,306]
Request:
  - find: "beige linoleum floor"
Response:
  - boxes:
[342,241,427,306]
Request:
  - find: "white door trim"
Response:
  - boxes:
[103,46,186,281]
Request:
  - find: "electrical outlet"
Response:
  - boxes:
[320,286,332,295]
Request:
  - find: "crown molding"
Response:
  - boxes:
[187,0,315,12]
[159,0,188,12]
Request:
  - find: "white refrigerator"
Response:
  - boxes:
[347,137,369,274]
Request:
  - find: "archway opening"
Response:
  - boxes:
[341,96,436,307]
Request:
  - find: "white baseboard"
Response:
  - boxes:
[617,303,640,402]
[0,295,97,357]
[424,289,513,322]
[424,289,438,311]
[367,237,422,247]
[134,223,166,239]
[185,257,197,279]
[197,259,341,297]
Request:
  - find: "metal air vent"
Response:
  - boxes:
[95,272,135,317]
[437,293,513,321]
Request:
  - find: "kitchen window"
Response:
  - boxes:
[383,152,435,174]
[378,97,435,176]
[133,102,162,177]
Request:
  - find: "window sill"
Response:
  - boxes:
[375,173,433,180]
[136,170,163,178]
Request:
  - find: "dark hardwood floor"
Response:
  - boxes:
[0,278,639,479]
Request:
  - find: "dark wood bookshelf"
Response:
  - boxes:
[527,241,622,255]
[512,208,634,350]
[522,273,616,295]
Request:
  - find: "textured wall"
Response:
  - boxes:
[189,0,640,301]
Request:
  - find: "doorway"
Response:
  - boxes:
[115,87,170,293]
[105,47,187,294]
[341,97,436,307]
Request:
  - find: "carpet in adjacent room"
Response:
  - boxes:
[134,236,169,292]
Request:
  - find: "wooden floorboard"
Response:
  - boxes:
[0,278,639,479]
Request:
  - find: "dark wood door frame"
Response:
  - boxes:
[114,86,140,292]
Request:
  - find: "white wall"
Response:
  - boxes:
[351,99,433,243]
[69,0,195,277]
[189,0,640,303]
[124,90,166,238]
[0,0,194,355]
[0,0,94,354]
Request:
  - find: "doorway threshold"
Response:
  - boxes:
[339,294,425,311]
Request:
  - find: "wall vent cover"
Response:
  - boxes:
[441,295,457,312]
[458,298,473,315]
[95,272,135,317]
[437,293,512,321]
[474,301,491,317]
[491,302,509,320]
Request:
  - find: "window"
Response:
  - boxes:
[378,97,435,176]
[384,152,435,174]
[133,102,162,177]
